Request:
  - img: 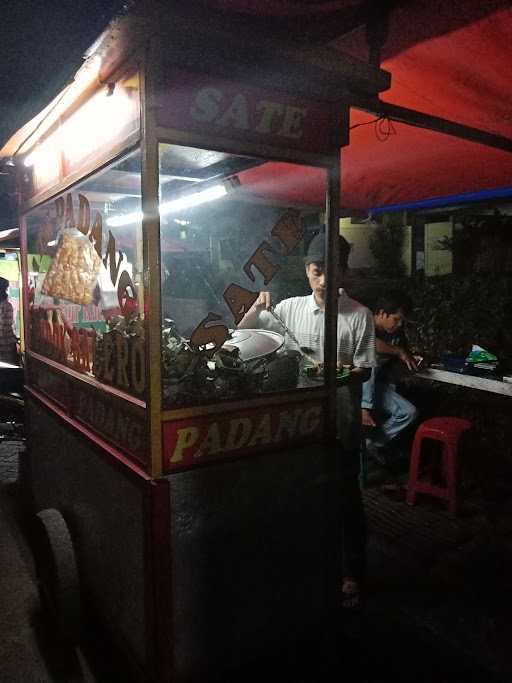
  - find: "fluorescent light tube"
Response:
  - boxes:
[106,183,228,227]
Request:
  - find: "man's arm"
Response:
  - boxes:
[345,306,375,387]
[238,292,273,328]
[351,306,376,375]
[376,337,418,371]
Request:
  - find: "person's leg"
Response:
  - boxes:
[361,368,379,433]
[363,378,387,447]
[361,367,377,411]
[340,446,366,607]
[376,383,417,446]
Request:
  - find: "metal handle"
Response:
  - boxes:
[268,307,318,367]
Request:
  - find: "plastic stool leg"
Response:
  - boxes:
[406,433,423,506]
[445,442,458,514]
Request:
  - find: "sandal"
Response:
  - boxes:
[341,578,362,611]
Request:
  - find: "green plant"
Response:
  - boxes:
[407,274,512,361]
[351,272,512,362]
[438,213,512,274]
[369,224,406,279]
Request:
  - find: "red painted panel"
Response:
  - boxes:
[155,67,340,155]
[162,400,324,471]
[27,355,148,467]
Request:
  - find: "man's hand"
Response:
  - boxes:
[398,349,418,371]
[376,338,418,371]
[254,291,273,311]
[413,355,424,369]
[361,408,377,428]
[238,291,273,328]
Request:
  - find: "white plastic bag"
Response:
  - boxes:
[42,229,101,305]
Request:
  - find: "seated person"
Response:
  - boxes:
[361,291,421,465]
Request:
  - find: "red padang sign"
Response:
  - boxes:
[155,67,339,155]
[163,401,324,471]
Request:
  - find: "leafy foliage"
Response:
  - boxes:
[407,273,512,361]
[439,213,512,274]
[368,224,406,279]
[351,273,512,363]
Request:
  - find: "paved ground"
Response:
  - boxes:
[1,439,511,682]
[0,439,106,683]
[361,464,512,683]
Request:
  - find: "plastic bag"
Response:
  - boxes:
[465,344,498,364]
[41,230,101,305]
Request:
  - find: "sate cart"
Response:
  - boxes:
[5,6,389,681]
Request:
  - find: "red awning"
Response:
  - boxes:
[210,1,512,210]
[3,2,510,213]
[344,3,512,208]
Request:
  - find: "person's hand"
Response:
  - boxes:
[361,407,377,428]
[398,349,418,371]
[254,291,273,311]
[238,291,272,328]
[413,355,424,369]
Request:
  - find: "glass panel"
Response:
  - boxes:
[158,142,328,409]
[26,149,145,399]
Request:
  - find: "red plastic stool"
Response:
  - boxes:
[406,417,472,514]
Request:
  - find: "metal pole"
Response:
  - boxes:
[325,149,341,442]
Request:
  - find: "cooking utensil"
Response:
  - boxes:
[223,329,284,361]
[268,307,318,366]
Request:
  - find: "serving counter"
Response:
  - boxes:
[416,367,512,397]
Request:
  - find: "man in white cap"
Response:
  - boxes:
[239,232,376,609]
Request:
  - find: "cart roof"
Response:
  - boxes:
[1,0,512,212]
[0,3,389,163]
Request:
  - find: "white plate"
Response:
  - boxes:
[222,329,284,361]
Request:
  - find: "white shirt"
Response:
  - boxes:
[257,289,376,450]
[259,289,376,368]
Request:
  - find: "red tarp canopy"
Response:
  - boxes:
[209,1,512,210]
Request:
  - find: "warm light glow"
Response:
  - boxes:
[23,55,103,170]
[62,85,136,168]
[24,131,62,168]
[0,229,18,240]
[106,184,229,227]
[22,72,139,194]
[24,84,136,171]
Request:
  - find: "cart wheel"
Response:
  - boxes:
[33,508,81,644]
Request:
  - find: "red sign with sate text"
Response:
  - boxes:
[155,67,339,155]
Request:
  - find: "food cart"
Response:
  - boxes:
[4,5,389,681]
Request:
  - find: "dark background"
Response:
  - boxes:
[0,0,127,226]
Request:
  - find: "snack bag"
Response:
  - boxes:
[465,344,498,363]
[42,230,101,305]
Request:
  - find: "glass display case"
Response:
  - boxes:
[22,137,335,475]
[26,150,144,397]
[157,142,327,410]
